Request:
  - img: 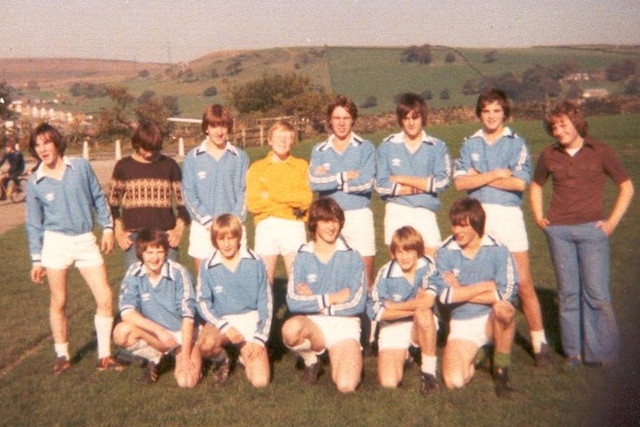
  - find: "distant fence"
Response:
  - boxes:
[168,116,307,151]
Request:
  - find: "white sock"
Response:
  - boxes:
[421,354,437,377]
[128,340,162,364]
[531,330,548,353]
[290,339,318,366]
[94,315,114,359]
[54,342,70,360]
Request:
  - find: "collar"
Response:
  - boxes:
[442,233,501,251]
[194,139,240,157]
[131,260,175,281]
[318,132,364,151]
[35,156,73,183]
[469,127,516,140]
[384,130,439,145]
[299,235,352,254]
[551,137,594,153]
[206,246,256,268]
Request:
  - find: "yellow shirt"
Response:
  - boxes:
[246,153,313,224]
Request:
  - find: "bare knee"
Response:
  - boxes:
[281,318,304,346]
[112,322,133,347]
[335,377,359,393]
[413,307,435,330]
[493,301,515,323]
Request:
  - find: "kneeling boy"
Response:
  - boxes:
[113,229,201,387]
[367,226,439,395]
[196,214,272,388]
[282,198,366,393]
[429,197,519,397]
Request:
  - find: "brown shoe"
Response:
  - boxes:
[53,356,71,376]
[137,361,160,385]
[301,362,322,386]
[534,343,552,368]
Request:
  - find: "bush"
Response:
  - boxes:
[439,88,450,100]
[203,86,218,97]
[360,96,377,109]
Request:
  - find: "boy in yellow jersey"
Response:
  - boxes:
[246,120,313,285]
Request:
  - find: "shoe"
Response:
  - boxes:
[53,356,71,376]
[474,345,492,371]
[137,361,160,385]
[534,343,552,368]
[565,355,582,368]
[362,342,375,358]
[96,356,125,372]
[419,372,440,396]
[301,362,322,386]
[209,356,230,386]
[493,367,514,398]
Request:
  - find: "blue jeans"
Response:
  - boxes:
[544,223,619,363]
[123,232,179,271]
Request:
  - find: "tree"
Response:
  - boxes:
[203,86,218,97]
[484,50,498,63]
[401,44,432,65]
[462,79,479,95]
[439,88,450,100]
[230,73,331,117]
[625,77,640,94]
[138,69,150,78]
[444,51,456,63]
[359,96,377,109]
[97,85,135,141]
[135,94,180,135]
[421,89,433,100]
[0,81,15,120]
[566,83,583,100]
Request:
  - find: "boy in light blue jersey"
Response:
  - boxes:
[26,123,122,375]
[182,104,249,273]
[113,229,201,387]
[428,197,518,398]
[375,93,451,257]
[454,88,550,367]
[309,95,376,353]
[282,198,366,393]
[366,226,439,396]
[196,214,272,388]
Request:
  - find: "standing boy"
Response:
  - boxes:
[0,137,25,200]
[282,198,366,393]
[429,197,519,397]
[366,226,439,396]
[182,105,249,272]
[108,120,190,270]
[309,95,376,287]
[26,123,122,375]
[113,229,201,387]
[530,100,633,367]
[375,92,451,257]
[246,120,312,285]
[453,88,550,367]
[196,214,273,388]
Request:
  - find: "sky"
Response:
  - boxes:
[1,0,639,63]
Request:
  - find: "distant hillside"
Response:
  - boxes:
[2,44,639,116]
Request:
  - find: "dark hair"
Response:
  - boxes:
[449,197,486,237]
[396,93,428,127]
[29,123,66,160]
[307,198,345,237]
[475,88,511,119]
[389,226,425,258]
[132,120,163,153]
[201,104,233,134]
[327,95,358,125]
[543,100,588,138]
[135,229,170,261]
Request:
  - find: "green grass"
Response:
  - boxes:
[1,114,639,426]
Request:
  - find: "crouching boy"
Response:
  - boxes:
[429,197,519,397]
[196,214,273,388]
[367,226,439,396]
[113,229,201,387]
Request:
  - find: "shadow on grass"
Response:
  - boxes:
[514,286,562,357]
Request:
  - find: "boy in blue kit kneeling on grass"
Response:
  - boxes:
[113,229,201,387]
[429,197,519,398]
[282,198,366,393]
[196,214,273,388]
[367,226,439,396]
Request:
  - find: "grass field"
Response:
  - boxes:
[1,114,638,426]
